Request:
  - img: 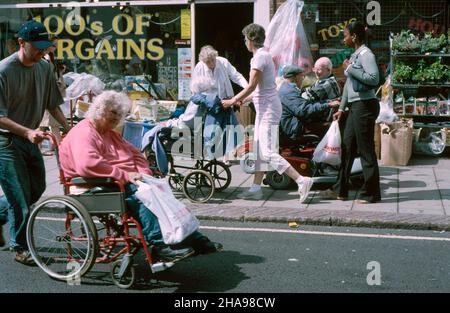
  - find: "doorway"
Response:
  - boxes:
[195,2,254,83]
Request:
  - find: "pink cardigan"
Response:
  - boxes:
[59,119,152,184]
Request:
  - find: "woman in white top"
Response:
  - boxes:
[222,23,313,203]
[193,45,248,100]
[194,45,248,164]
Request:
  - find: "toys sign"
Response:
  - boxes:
[317,1,381,42]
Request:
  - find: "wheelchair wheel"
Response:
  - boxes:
[26,196,99,282]
[264,171,294,190]
[110,259,136,289]
[168,174,184,192]
[182,170,215,203]
[240,152,256,174]
[203,160,232,192]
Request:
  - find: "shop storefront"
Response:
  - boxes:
[273,0,450,160]
[0,0,271,101]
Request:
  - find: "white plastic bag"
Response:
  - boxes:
[65,73,105,100]
[265,0,314,76]
[135,175,199,245]
[376,77,398,124]
[312,121,341,166]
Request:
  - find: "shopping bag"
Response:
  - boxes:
[135,174,199,245]
[380,118,413,166]
[312,121,341,166]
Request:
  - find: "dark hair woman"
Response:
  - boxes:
[221,23,313,203]
[330,20,381,204]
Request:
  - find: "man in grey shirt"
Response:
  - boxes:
[0,20,70,264]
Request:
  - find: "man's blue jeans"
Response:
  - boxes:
[0,134,46,250]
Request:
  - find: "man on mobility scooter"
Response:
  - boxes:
[258,64,342,190]
[279,63,341,143]
[58,90,222,263]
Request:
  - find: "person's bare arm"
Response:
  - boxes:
[48,106,70,133]
[222,69,261,108]
[0,116,47,144]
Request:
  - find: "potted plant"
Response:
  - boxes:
[393,61,413,83]
[392,30,421,53]
[420,33,447,53]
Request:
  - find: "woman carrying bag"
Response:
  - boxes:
[328,21,381,204]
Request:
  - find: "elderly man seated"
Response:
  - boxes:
[279,65,340,141]
[59,90,223,262]
[302,57,341,103]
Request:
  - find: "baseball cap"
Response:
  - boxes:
[17,20,53,50]
[282,65,304,78]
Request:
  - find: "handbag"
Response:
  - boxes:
[135,174,199,244]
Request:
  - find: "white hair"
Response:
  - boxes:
[199,45,218,62]
[315,57,333,72]
[85,90,131,123]
[190,76,214,94]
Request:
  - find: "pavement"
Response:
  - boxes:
[3,151,450,230]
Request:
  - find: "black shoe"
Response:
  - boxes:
[192,237,223,255]
[153,246,194,262]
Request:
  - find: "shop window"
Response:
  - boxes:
[0,3,192,100]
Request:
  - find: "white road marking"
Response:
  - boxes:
[199,226,450,242]
[35,217,450,242]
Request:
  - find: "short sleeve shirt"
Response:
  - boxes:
[250,48,278,99]
[0,52,63,131]
[250,48,282,123]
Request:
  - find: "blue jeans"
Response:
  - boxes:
[0,134,46,250]
[125,183,164,246]
[124,183,204,246]
[0,195,8,226]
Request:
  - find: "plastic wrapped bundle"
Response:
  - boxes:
[265,0,314,76]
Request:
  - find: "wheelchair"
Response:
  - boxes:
[144,125,232,203]
[26,135,177,289]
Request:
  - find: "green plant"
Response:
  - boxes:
[393,62,413,83]
[410,60,450,83]
[412,60,428,83]
[420,32,447,53]
[392,30,421,52]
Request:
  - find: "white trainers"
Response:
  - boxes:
[298,177,313,203]
[237,189,264,200]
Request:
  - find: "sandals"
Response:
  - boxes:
[14,250,36,266]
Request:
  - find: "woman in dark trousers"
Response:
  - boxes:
[330,21,381,203]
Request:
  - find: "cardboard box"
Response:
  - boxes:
[380,119,413,166]
[374,123,381,160]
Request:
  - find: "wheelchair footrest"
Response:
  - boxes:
[150,261,174,273]
[117,253,134,278]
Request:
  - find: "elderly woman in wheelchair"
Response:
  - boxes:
[25,90,222,288]
[58,91,222,260]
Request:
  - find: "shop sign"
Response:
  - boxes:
[317,18,357,41]
[175,40,191,45]
[180,9,191,40]
[408,18,446,35]
[35,13,165,61]
[329,48,354,67]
